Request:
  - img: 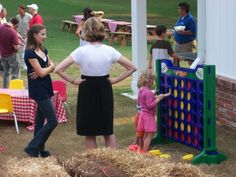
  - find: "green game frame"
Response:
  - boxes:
[152,60,227,165]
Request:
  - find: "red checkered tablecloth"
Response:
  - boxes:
[0,89,68,131]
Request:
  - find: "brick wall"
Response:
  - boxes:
[216,75,236,132]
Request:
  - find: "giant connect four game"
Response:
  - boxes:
[152,59,226,164]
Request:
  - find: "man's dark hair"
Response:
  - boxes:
[10,17,19,25]
[19,4,26,10]
[179,2,190,13]
[155,25,167,36]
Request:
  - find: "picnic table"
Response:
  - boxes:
[61,20,78,32]
[0,89,68,131]
[108,21,132,32]
[73,15,113,26]
[108,24,170,47]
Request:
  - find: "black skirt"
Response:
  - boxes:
[76,75,113,136]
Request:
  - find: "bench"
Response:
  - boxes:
[109,31,131,47]
[61,20,78,32]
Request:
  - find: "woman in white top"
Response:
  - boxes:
[55,17,136,150]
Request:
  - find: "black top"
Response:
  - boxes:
[24,48,53,101]
[149,40,174,56]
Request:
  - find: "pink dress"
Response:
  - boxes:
[137,87,158,133]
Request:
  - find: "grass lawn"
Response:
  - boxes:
[0,0,236,177]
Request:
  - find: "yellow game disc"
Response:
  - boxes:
[174,121,178,129]
[187,92,191,100]
[160,154,171,158]
[182,154,194,161]
[149,149,162,155]
[181,90,184,99]
[181,80,184,88]
[187,103,191,111]
[181,122,184,131]
[180,101,184,110]
[174,110,178,119]
[174,89,178,98]
[181,112,184,120]
[0,108,8,113]
[174,78,178,87]
[187,124,191,133]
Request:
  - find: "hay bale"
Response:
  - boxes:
[60,154,129,177]
[62,148,212,177]
[5,156,69,177]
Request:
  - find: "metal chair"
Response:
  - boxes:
[52,80,70,115]
[0,93,19,134]
[9,79,24,90]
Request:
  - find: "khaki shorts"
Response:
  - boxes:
[174,40,197,53]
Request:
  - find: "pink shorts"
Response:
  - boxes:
[137,111,157,133]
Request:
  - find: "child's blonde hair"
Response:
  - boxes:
[137,69,156,87]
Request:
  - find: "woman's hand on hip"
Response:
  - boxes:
[108,77,117,85]
[72,78,86,85]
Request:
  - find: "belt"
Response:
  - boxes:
[177,40,194,44]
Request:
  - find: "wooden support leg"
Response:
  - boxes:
[121,35,128,47]
[109,34,116,46]
[61,22,66,31]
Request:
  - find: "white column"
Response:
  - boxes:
[131,0,147,98]
[190,0,206,69]
[198,0,206,63]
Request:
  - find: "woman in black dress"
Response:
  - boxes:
[55,17,136,150]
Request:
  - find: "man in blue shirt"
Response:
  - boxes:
[174,2,197,66]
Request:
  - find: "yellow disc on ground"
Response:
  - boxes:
[160,154,171,158]
[168,108,172,117]
[182,154,194,161]
[174,78,178,87]
[187,103,191,111]
[0,109,8,113]
[180,101,184,110]
[181,122,184,131]
[174,110,178,119]
[174,89,178,98]
[181,80,184,88]
[187,124,191,133]
[149,149,162,155]
[181,112,184,120]
[174,121,178,129]
[187,92,191,100]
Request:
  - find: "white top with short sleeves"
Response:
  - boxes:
[70,43,121,76]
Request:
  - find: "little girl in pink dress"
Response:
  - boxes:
[137,69,170,153]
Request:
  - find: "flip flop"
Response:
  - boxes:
[128,144,139,151]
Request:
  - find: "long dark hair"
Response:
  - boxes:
[83,7,93,21]
[26,25,45,51]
